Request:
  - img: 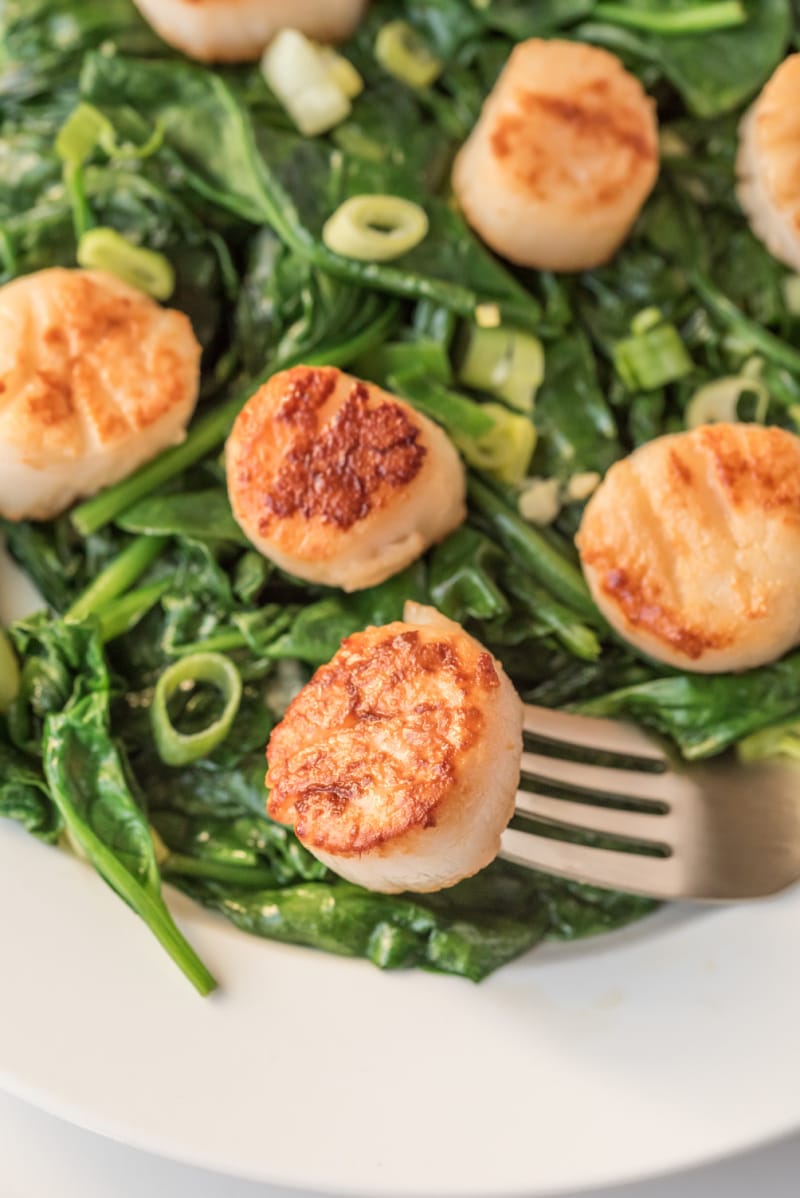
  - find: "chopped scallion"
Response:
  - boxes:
[151,653,243,767]
[56,102,163,165]
[55,102,112,169]
[332,123,386,161]
[457,324,544,412]
[323,194,429,262]
[76,227,175,301]
[261,29,352,137]
[613,323,693,390]
[320,47,364,98]
[455,403,536,486]
[685,376,768,429]
[630,306,663,336]
[374,20,443,88]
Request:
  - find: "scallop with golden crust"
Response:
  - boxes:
[266,603,524,893]
[737,53,800,272]
[576,423,800,673]
[132,0,368,61]
[452,39,659,272]
[0,268,201,522]
[226,366,466,591]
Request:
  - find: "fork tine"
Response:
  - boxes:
[500,827,683,898]
[514,789,673,845]
[521,750,684,804]
[523,704,667,763]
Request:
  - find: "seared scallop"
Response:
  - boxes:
[226,366,466,591]
[266,603,523,893]
[0,268,201,522]
[132,0,368,61]
[736,53,800,272]
[452,39,659,272]
[576,423,800,673]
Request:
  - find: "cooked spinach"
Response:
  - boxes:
[2,0,799,990]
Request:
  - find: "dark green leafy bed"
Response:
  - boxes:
[1,0,799,991]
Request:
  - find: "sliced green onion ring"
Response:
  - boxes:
[456,403,536,486]
[55,103,113,169]
[685,376,769,429]
[261,29,352,136]
[323,194,429,262]
[151,653,243,767]
[630,306,663,336]
[613,323,693,390]
[457,324,544,413]
[0,627,20,715]
[77,227,175,301]
[374,20,443,88]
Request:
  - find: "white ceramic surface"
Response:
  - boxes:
[4,1089,800,1198]
[2,545,800,1197]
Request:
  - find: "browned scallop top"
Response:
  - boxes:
[696,422,800,514]
[266,621,500,855]
[0,269,200,465]
[577,423,800,659]
[489,40,658,210]
[227,366,427,554]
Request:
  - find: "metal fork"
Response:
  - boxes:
[500,704,800,900]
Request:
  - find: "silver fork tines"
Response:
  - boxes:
[500,703,800,901]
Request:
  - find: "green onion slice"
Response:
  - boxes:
[630,306,663,336]
[613,323,693,391]
[457,324,544,413]
[151,653,243,767]
[77,227,175,301]
[374,20,443,88]
[323,194,429,262]
[261,29,352,136]
[456,403,536,486]
[320,47,364,98]
[685,376,769,429]
[0,627,20,715]
[56,102,164,166]
[56,103,113,169]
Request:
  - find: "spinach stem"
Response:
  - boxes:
[62,814,217,995]
[468,477,599,621]
[99,578,171,643]
[170,629,249,656]
[66,535,168,623]
[593,1,746,35]
[71,301,401,536]
[71,401,241,539]
[692,273,800,374]
[165,854,276,888]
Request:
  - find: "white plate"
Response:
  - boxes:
[2,546,800,1197]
